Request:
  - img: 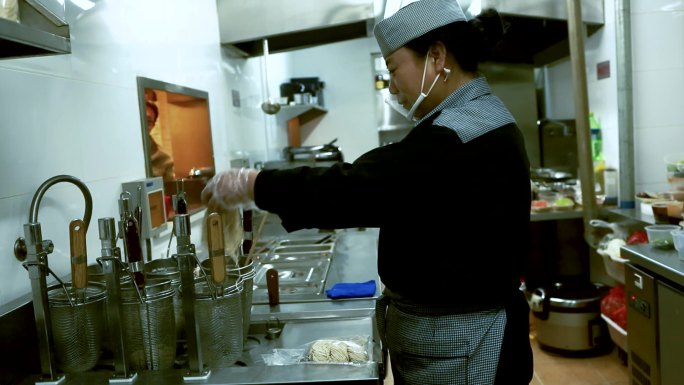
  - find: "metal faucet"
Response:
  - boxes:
[14,175,92,383]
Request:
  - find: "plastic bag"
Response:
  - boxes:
[626,230,648,245]
[601,285,627,330]
[261,335,371,366]
[261,349,306,366]
[303,335,370,364]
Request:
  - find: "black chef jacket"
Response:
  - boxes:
[255,76,532,383]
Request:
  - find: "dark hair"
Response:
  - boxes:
[405,9,507,72]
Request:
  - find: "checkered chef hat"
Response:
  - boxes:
[374,0,467,57]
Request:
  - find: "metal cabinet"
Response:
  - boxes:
[625,263,659,385]
[657,281,684,385]
[626,261,684,385]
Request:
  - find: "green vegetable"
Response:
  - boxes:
[652,239,674,249]
[554,197,573,206]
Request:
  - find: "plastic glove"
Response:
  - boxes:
[201,168,257,210]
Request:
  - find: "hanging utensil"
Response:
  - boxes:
[260,39,281,115]
[206,212,226,296]
[69,219,88,303]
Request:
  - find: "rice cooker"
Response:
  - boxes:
[529,281,609,353]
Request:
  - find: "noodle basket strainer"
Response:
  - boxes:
[87,263,130,284]
[144,258,184,340]
[47,282,107,373]
[86,263,131,354]
[233,259,255,341]
[188,276,244,367]
[120,278,177,371]
[200,258,255,342]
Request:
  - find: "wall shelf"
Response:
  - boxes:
[276,104,328,148]
[276,104,327,124]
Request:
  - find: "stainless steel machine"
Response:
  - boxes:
[625,262,684,385]
[623,245,684,385]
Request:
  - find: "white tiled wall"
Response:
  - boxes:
[631,0,684,192]
[0,0,380,308]
[0,0,230,307]
[544,0,684,194]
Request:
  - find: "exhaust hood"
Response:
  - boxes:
[217,0,378,57]
[0,0,70,60]
[217,0,603,65]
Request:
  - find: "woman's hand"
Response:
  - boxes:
[201,168,258,210]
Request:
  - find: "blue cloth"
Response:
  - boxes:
[325,280,377,299]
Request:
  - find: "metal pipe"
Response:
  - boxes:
[18,175,93,381]
[615,0,635,208]
[23,222,60,381]
[98,217,138,382]
[566,0,598,242]
[174,214,210,379]
[29,174,93,230]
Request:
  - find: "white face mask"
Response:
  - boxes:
[384,51,442,121]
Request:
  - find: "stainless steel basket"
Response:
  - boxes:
[87,263,131,284]
[120,278,177,371]
[192,278,244,367]
[200,258,255,342]
[144,258,184,340]
[48,282,107,373]
[232,260,255,341]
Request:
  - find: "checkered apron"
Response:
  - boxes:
[376,292,506,385]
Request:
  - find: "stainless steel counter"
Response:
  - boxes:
[19,304,382,385]
[531,208,584,222]
[251,226,382,304]
[600,207,684,286]
[11,223,384,385]
[621,244,684,288]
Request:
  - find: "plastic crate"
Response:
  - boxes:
[601,313,627,352]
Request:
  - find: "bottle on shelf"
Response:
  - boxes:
[374,75,385,90]
[589,112,605,195]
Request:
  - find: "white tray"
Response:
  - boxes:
[601,313,627,351]
[599,250,627,284]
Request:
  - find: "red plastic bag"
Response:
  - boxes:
[627,230,648,245]
[612,305,627,330]
[601,285,627,330]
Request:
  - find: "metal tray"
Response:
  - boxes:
[254,259,331,288]
[252,234,334,254]
[278,234,335,246]
[256,244,334,264]
[272,244,333,254]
